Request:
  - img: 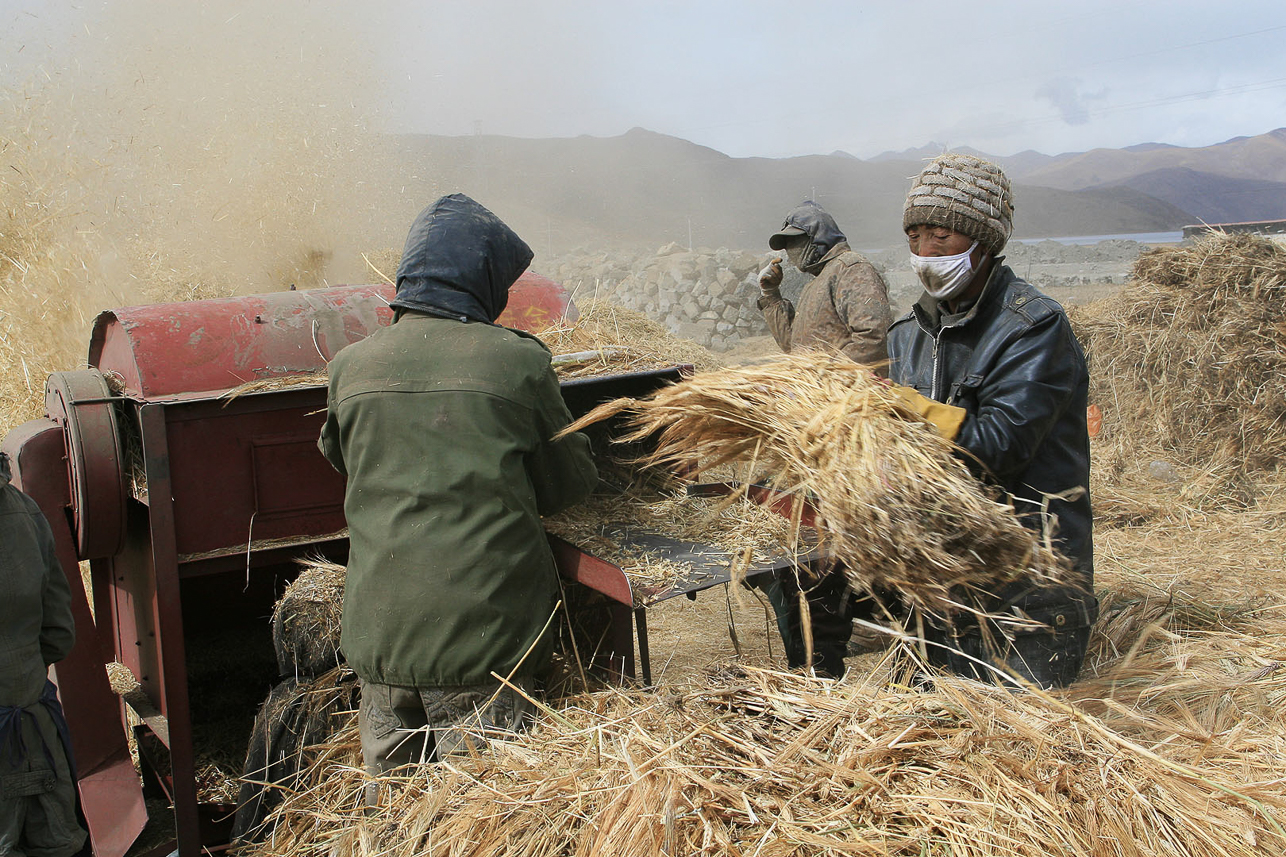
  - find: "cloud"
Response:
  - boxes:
[1035,78,1108,126]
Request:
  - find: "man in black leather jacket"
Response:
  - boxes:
[886,153,1097,688]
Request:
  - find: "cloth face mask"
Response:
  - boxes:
[910,240,980,300]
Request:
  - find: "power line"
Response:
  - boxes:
[960,76,1286,142]
[1071,23,1286,73]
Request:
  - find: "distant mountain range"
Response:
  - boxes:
[373,127,1286,256]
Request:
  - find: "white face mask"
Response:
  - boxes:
[910,240,979,300]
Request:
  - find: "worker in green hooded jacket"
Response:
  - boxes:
[318,194,598,788]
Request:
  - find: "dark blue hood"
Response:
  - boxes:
[769,200,847,275]
[390,194,534,324]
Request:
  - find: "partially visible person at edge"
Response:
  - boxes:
[885,153,1097,688]
[1,450,89,857]
[753,201,893,678]
[318,194,599,796]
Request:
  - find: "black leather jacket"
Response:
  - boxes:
[888,263,1096,625]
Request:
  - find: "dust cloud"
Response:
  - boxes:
[1,2,439,430]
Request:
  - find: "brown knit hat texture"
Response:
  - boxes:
[903,153,1014,254]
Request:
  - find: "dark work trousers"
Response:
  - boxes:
[918,618,1092,689]
[358,677,535,772]
[758,566,853,678]
[358,677,535,806]
[0,683,87,857]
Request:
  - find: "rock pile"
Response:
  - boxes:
[542,243,780,351]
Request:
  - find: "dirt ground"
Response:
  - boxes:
[641,583,786,684]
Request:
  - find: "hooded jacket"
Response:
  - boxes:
[319,197,597,688]
[390,193,534,324]
[759,203,891,368]
[887,263,1096,627]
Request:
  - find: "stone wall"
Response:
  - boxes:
[544,238,1150,351]
[544,243,809,351]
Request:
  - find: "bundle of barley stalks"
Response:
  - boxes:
[238,588,1286,857]
[560,352,1071,621]
[1069,233,1286,507]
[272,557,346,676]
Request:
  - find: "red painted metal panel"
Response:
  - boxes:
[497,272,579,332]
[107,515,163,713]
[89,273,574,399]
[90,284,391,399]
[548,534,635,606]
[1,420,148,857]
[159,392,346,558]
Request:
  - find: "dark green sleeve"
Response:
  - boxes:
[37,508,75,666]
[317,372,347,478]
[527,364,598,516]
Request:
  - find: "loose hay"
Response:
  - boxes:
[561,352,1073,622]
[239,603,1286,857]
[272,556,347,677]
[1070,233,1286,507]
[539,298,723,376]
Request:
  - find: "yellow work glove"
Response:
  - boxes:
[888,384,967,440]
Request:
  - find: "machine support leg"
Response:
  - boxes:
[635,608,651,686]
[139,405,202,857]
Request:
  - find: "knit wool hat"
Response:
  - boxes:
[902,153,1014,254]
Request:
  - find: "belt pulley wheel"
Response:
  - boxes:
[45,369,128,559]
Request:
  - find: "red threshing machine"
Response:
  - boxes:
[2,274,819,857]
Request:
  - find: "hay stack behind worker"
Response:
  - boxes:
[0,451,88,857]
[753,201,893,677]
[318,194,598,788]
[888,154,1097,687]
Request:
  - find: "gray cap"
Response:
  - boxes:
[768,224,807,250]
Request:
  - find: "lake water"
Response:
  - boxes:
[1012,231,1183,246]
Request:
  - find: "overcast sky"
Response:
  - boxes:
[5,0,1285,160]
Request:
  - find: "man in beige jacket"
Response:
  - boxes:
[757,199,891,370]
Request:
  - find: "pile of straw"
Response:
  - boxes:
[543,488,795,596]
[538,298,722,376]
[1069,233,1286,501]
[240,590,1286,857]
[272,557,346,677]
[0,130,99,433]
[561,352,1071,621]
